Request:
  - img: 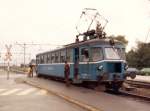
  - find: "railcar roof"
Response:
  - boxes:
[65,38,123,48]
[36,38,124,56]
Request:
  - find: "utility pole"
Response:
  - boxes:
[15,42,27,70]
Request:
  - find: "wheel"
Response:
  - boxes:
[105,83,111,91]
[105,82,122,92]
[112,83,119,92]
[112,82,123,93]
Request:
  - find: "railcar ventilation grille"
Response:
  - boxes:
[107,62,122,73]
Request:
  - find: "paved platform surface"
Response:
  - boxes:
[20,76,150,111]
[0,73,85,111]
[128,75,150,83]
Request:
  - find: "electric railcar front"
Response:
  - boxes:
[73,39,127,90]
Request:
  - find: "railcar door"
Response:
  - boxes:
[79,47,90,80]
[73,47,79,80]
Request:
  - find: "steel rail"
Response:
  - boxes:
[120,90,150,102]
[125,80,150,88]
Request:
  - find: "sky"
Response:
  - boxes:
[0,0,150,65]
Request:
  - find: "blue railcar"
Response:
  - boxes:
[36,38,129,91]
[36,8,133,91]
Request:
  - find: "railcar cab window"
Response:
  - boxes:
[91,47,103,61]
[121,48,126,60]
[105,47,120,59]
[116,48,126,60]
[81,48,89,62]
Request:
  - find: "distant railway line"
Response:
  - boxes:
[120,80,150,102]
[125,80,150,88]
[81,79,150,102]
[120,90,150,102]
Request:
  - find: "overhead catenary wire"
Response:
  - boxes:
[15,42,64,68]
[76,8,108,35]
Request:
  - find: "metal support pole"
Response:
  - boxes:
[24,43,26,70]
[7,61,10,80]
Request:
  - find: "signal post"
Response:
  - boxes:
[5,45,12,80]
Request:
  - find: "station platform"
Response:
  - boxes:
[18,77,150,111]
[127,75,150,83]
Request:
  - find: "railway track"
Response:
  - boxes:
[82,81,150,102]
[81,84,150,102]
[120,80,150,102]
[38,75,150,102]
[119,90,150,102]
[125,80,150,88]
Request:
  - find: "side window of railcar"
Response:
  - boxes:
[91,47,103,61]
[47,53,51,63]
[46,54,49,63]
[60,50,66,63]
[81,48,89,62]
[39,56,41,63]
[42,55,44,63]
[58,51,60,63]
[51,53,55,63]
[44,54,47,63]
[41,55,44,63]
[36,56,39,64]
[66,48,72,62]
[55,52,60,63]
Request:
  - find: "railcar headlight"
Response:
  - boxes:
[97,65,103,71]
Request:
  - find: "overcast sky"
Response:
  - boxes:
[0,0,150,64]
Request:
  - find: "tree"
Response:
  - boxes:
[108,35,128,45]
[126,50,137,67]
[126,41,150,69]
